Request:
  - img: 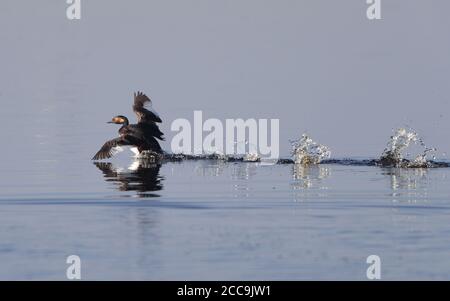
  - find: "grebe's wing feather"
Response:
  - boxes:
[133,91,162,124]
[92,137,131,160]
[127,123,165,141]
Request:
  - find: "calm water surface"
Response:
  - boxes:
[2,0,450,281]
[1,153,450,280]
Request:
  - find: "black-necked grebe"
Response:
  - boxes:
[92,91,164,160]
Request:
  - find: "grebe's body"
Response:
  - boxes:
[92,92,164,160]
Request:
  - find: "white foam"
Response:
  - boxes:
[290,134,331,165]
[380,127,436,167]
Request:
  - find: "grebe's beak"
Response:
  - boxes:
[107,121,114,124]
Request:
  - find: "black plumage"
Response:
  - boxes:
[92,91,164,160]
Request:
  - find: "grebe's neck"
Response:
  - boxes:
[121,117,129,126]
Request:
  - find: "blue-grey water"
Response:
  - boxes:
[2,1,450,280]
[2,152,450,280]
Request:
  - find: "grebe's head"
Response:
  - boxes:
[108,115,129,125]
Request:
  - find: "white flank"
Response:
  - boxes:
[111,146,124,156]
[130,147,140,157]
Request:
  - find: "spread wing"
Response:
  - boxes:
[133,91,162,124]
[92,137,131,160]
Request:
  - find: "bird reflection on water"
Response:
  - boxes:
[94,159,164,198]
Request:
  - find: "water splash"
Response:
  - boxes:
[163,152,253,163]
[290,134,331,165]
[135,150,164,162]
[379,128,436,168]
[115,130,449,168]
[243,152,261,162]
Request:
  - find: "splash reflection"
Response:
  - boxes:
[292,164,330,189]
[382,168,429,203]
[291,164,330,201]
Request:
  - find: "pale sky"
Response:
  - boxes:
[1,0,449,159]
